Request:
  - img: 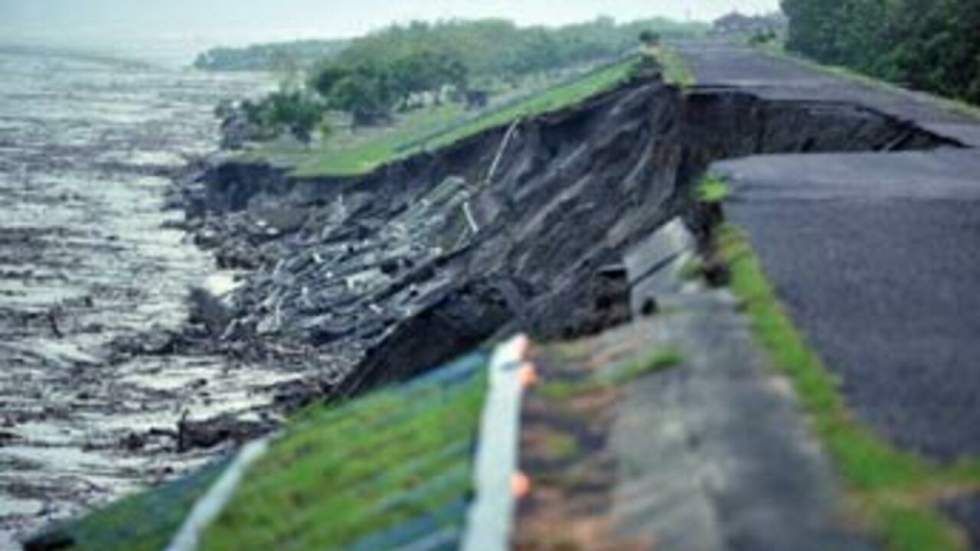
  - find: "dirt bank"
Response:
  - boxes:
[172,61,953,412]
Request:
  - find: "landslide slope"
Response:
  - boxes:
[181,56,951,405]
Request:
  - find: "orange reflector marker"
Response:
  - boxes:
[519,362,538,389]
[512,471,532,499]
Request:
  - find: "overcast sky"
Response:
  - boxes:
[0,0,780,61]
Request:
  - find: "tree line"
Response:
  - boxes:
[781,0,980,105]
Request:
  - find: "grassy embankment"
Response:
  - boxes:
[248,55,645,178]
[699,178,980,551]
[199,354,488,550]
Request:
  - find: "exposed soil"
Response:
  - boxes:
[171,59,951,411]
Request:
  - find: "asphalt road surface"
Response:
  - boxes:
[678,40,980,460]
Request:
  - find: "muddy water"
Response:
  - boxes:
[0,51,279,548]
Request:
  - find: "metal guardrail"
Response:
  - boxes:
[159,335,529,551]
[462,335,530,551]
[162,351,491,551]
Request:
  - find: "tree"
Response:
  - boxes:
[781,0,848,60]
[782,0,980,105]
[328,68,394,127]
[310,48,470,122]
[639,30,661,47]
[309,62,350,98]
[243,90,324,145]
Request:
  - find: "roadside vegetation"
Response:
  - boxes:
[780,0,980,107]
[715,222,980,550]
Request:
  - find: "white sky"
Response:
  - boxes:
[0,0,780,62]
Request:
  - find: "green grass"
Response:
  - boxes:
[716,223,980,550]
[696,174,730,203]
[197,360,488,550]
[249,102,467,177]
[539,347,683,400]
[248,56,645,178]
[417,56,643,153]
[651,45,695,88]
[753,42,980,121]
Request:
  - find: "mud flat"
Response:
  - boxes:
[0,50,274,547]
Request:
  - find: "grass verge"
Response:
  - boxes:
[716,222,980,550]
[254,55,644,178]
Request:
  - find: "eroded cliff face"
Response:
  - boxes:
[176,66,954,404]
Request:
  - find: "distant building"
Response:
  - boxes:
[712,11,788,37]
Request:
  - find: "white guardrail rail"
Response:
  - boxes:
[462,334,532,551]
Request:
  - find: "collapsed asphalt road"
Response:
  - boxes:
[678,40,980,460]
